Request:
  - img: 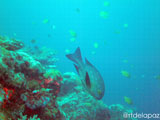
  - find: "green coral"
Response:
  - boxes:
[43,69,61,80]
[0,47,10,56]
[12,73,26,87]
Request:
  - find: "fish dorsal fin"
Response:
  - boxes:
[85,72,91,88]
[66,47,82,64]
[85,58,94,67]
[74,64,79,75]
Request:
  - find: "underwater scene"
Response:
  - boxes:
[0,0,160,120]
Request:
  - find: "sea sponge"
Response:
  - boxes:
[43,69,61,81]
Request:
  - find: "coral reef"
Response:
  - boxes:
[18,114,40,120]
[0,35,137,120]
[23,46,58,69]
[0,36,24,51]
[57,72,137,120]
[109,104,136,120]
[0,36,61,119]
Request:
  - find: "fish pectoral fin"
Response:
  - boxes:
[74,64,79,75]
[85,72,91,88]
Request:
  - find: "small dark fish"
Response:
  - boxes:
[76,8,80,13]
[48,34,51,38]
[34,46,39,50]
[31,39,36,44]
[66,47,105,100]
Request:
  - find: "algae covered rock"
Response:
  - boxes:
[57,90,111,120]
[0,36,24,51]
[0,35,61,120]
[0,87,5,107]
[0,49,45,88]
[57,72,137,120]
[11,73,26,88]
[57,72,111,120]
[17,51,45,79]
[24,46,58,69]
[0,110,9,120]
[59,72,80,96]
[109,104,137,120]
[0,35,137,120]
[21,91,50,110]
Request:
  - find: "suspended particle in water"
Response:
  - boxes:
[155,75,160,80]
[124,23,128,28]
[91,51,96,55]
[115,30,121,34]
[31,39,36,44]
[70,38,76,42]
[69,30,77,37]
[48,34,51,38]
[104,1,110,6]
[121,70,131,78]
[65,49,70,54]
[124,96,133,105]
[104,40,107,45]
[141,74,145,78]
[32,22,36,25]
[43,19,49,24]
[94,42,99,48]
[100,11,109,19]
[122,59,128,63]
[13,33,17,36]
[76,8,80,13]
[52,25,56,30]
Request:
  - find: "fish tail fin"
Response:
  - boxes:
[66,47,82,64]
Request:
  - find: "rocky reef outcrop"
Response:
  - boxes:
[0,36,61,120]
[0,35,137,120]
[0,36,24,51]
[57,72,137,120]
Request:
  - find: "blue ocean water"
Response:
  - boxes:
[0,0,160,117]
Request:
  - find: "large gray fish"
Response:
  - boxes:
[66,47,105,100]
